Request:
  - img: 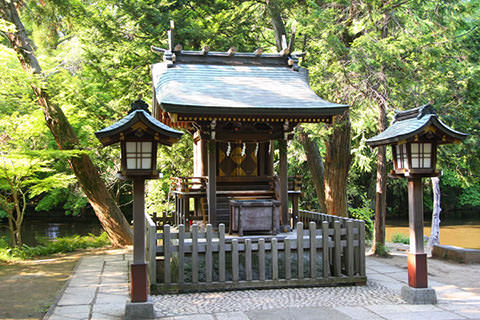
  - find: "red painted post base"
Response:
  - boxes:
[408,253,428,288]
[130,263,148,302]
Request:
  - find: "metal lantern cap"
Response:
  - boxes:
[366,104,467,178]
[95,99,183,178]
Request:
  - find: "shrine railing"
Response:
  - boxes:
[145,211,366,293]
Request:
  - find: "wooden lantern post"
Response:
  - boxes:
[367,104,467,304]
[95,99,183,312]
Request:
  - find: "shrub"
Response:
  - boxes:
[0,233,110,262]
[348,205,374,240]
[391,232,409,245]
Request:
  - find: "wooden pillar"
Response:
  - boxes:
[200,137,208,176]
[266,141,274,176]
[207,140,217,226]
[279,140,289,227]
[258,142,265,176]
[131,177,148,302]
[407,177,428,288]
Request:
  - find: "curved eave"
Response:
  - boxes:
[95,110,184,146]
[366,116,468,147]
[161,102,349,117]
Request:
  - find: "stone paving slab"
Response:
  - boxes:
[44,249,130,320]
[333,306,385,320]
[45,248,480,320]
[246,307,351,320]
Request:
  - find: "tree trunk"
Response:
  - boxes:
[266,0,287,52]
[266,0,351,217]
[0,0,133,247]
[298,126,327,212]
[324,111,351,217]
[427,177,441,252]
[371,103,388,255]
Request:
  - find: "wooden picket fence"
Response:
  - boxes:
[146,211,366,293]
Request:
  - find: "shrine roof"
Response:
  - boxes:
[151,50,348,117]
[366,104,467,147]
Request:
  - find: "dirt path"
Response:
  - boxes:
[0,248,114,320]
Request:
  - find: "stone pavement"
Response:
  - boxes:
[45,250,480,320]
[44,249,130,320]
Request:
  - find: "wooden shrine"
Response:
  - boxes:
[150,25,348,232]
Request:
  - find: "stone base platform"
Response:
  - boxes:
[125,298,154,320]
[401,285,437,304]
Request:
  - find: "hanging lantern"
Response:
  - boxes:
[367,104,465,178]
[95,99,183,179]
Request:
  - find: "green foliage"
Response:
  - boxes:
[1,0,479,227]
[0,233,109,262]
[348,196,374,240]
[391,232,410,245]
[373,243,389,257]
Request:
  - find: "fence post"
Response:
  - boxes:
[285,238,291,280]
[322,221,329,278]
[333,221,341,276]
[145,214,157,285]
[359,220,366,277]
[178,224,185,284]
[163,224,171,284]
[297,222,304,280]
[346,220,354,277]
[309,221,316,279]
[192,224,199,283]
[259,238,265,281]
[272,238,278,281]
[219,224,226,282]
[232,239,239,282]
[245,239,252,281]
[353,220,360,275]
[206,224,213,283]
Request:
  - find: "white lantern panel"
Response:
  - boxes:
[127,158,137,169]
[411,143,419,153]
[124,141,155,171]
[424,143,432,153]
[395,144,408,169]
[412,158,419,168]
[141,158,152,169]
[424,158,431,168]
[126,142,136,153]
[141,142,152,153]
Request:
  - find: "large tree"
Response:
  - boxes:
[0,0,133,246]
[266,0,351,216]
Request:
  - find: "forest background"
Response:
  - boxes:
[0,0,479,248]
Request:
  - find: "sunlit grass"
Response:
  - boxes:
[0,233,110,262]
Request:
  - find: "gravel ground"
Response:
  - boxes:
[152,280,404,317]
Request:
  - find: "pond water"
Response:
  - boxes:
[2,215,479,249]
[386,218,480,249]
[0,218,103,247]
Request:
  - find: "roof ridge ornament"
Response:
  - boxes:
[393,103,436,123]
[129,97,150,114]
[417,104,436,119]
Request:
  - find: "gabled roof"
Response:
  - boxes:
[366,104,467,147]
[151,50,348,118]
[95,102,183,146]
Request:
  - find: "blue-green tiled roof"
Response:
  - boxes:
[152,62,348,116]
[95,109,183,144]
[366,105,467,146]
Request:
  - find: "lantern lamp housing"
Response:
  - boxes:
[366,104,467,178]
[95,99,183,179]
[391,141,437,177]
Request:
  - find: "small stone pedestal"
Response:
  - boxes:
[401,285,437,304]
[125,297,155,320]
